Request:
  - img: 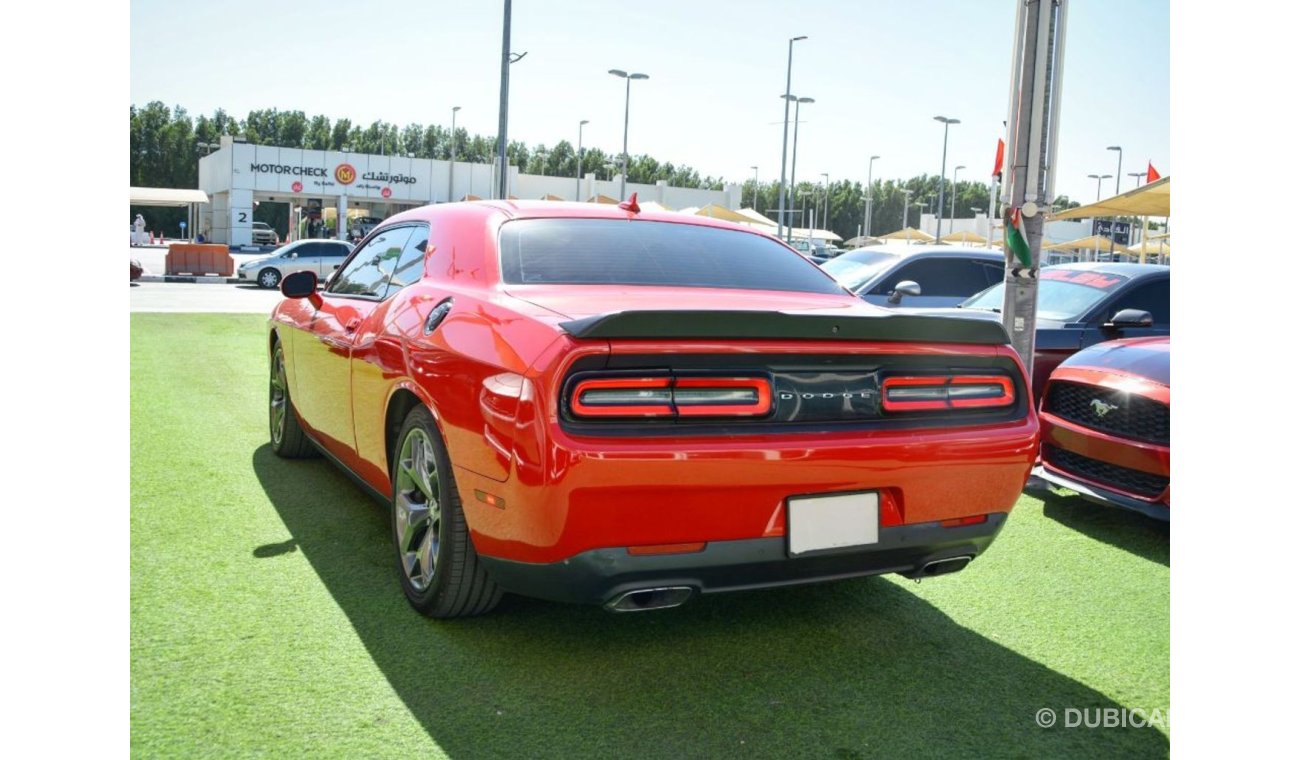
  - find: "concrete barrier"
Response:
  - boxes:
[165,243,233,276]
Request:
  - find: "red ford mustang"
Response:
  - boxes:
[267,200,1040,617]
[1034,336,1170,520]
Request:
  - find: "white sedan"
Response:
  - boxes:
[237,239,354,288]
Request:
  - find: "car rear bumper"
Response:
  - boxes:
[478,513,1006,607]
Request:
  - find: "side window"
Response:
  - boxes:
[875,258,995,297]
[328,226,415,298]
[385,225,430,297]
[1107,279,1170,325]
[294,242,321,258]
[320,243,350,258]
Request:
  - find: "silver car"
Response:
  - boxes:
[251,221,280,246]
[238,239,354,288]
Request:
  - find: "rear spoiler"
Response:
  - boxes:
[559,310,1010,345]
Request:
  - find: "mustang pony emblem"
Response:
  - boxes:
[1090,399,1119,417]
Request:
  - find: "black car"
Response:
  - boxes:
[821,245,1006,308]
[955,262,1170,398]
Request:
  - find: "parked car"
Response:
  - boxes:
[821,245,1005,307]
[1033,336,1169,520]
[251,221,280,246]
[348,216,384,242]
[267,201,1039,617]
[955,262,1170,399]
[130,258,143,281]
[238,238,353,288]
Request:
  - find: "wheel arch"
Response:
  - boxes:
[384,382,443,476]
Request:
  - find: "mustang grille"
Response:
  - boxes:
[1042,444,1168,499]
[1043,381,1169,445]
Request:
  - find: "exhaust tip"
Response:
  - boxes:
[918,556,973,577]
[604,586,694,613]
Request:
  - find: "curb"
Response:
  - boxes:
[140,275,242,284]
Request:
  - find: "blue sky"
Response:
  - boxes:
[131,0,1168,205]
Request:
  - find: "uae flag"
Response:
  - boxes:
[1146,161,1162,183]
[1005,207,1032,268]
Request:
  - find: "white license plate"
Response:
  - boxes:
[787,492,879,556]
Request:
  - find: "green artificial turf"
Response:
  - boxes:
[131,313,1169,758]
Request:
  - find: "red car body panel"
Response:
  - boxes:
[1036,337,1170,517]
[270,200,1041,603]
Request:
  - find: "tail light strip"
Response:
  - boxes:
[571,376,772,419]
[881,375,1015,412]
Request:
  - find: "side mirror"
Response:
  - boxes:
[281,271,321,306]
[887,280,922,305]
[1105,308,1154,329]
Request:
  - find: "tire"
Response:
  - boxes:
[269,339,316,458]
[258,268,282,289]
[391,405,502,618]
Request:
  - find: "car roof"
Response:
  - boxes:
[1044,261,1170,278]
[383,199,776,237]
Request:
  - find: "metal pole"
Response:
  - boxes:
[620,76,631,199]
[495,0,512,199]
[789,99,802,241]
[820,172,830,235]
[1109,145,1123,195]
[576,120,588,201]
[1000,0,1068,373]
[902,188,912,230]
[449,106,460,202]
[777,36,806,241]
[950,165,964,239]
[934,117,958,238]
[864,155,878,238]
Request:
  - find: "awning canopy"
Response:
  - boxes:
[783,227,844,242]
[879,227,936,243]
[843,235,882,248]
[1127,238,1170,255]
[1044,234,1130,252]
[1050,176,1170,220]
[587,194,619,204]
[734,207,777,226]
[540,193,564,201]
[941,230,989,245]
[130,187,209,207]
[692,204,755,223]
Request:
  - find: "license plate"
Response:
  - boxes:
[787,491,879,556]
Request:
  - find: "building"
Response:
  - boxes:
[198,135,741,246]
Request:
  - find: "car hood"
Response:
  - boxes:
[239,255,277,268]
[502,284,1011,344]
[1058,336,1169,386]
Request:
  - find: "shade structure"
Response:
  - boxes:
[879,227,936,243]
[843,235,882,248]
[637,200,674,212]
[539,193,564,201]
[783,227,844,242]
[587,194,620,204]
[734,207,777,226]
[1127,238,1170,255]
[941,230,989,245]
[691,204,756,224]
[461,194,483,201]
[1050,176,1171,220]
[130,187,210,206]
[1044,234,1131,253]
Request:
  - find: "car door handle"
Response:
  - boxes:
[344,317,362,333]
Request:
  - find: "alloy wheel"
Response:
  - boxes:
[269,346,287,445]
[395,427,441,591]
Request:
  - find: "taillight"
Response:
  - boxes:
[881,374,1014,412]
[570,375,772,419]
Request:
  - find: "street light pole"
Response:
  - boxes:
[1127,171,1144,188]
[576,119,589,201]
[1107,145,1123,195]
[820,172,830,233]
[609,69,649,200]
[934,115,960,238]
[448,106,460,202]
[750,165,759,208]
[863,155,879,239]
[495,0,512,199]
[1088,173,1113,201]
[949,164,965,239]
[777,35,808,242]
[784,95,814,241]
[902,188,913,231]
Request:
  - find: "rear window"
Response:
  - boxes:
[498,218,846,294]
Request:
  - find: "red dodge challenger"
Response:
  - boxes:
[267,200,1040,617]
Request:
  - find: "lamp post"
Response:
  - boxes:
[933,115,960,239]
[777,35,808,241]
[783,95,814,241]
[819,172,830,232]
[1107,145,1123,195]
[535,148,548,176]
[750,165,759,208]
[901,188,913,232]
[609,69,649,200]
[949,164,965,239]
[1128,171,1144,188]
[862,155,879,239]
[576,119,589,200]
[1088,173,1113,201]
[448,106,460,202]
